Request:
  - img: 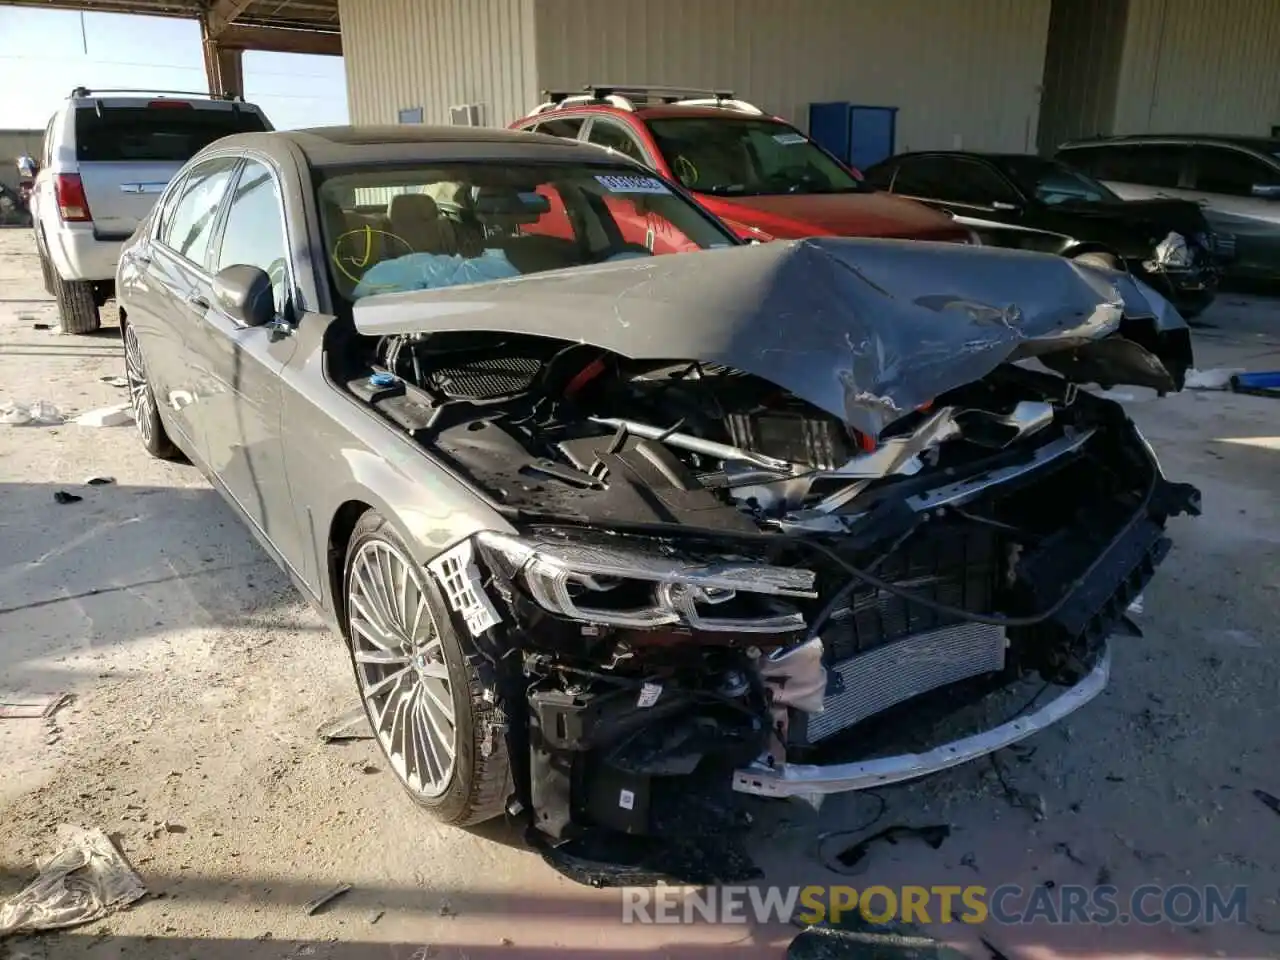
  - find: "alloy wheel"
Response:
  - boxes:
[123,324,154,448]
[348,539,457,797]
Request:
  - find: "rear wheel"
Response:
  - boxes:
[344,511,511,826]
[123,321,180,460]
[51,268,101,334]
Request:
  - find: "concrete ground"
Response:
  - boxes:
[1,225,1277,960]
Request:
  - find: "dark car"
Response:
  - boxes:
[862,151,1225,316]
[1056,134,1280,283]
[114,125,1198,856]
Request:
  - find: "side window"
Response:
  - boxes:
[533,117,584,139]
[861,161,898,190]
[1076,144,1185,188]
[1192,147,1279,196]
[43,116,55,166]
[212,158,289,313]
[942,160,1018,205]
[586,120,649,165]
[159,156,238,267]
[891,157,952,198]
[152,172,189,239]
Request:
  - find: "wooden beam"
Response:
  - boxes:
[206,0,256,37]
[215,22,341,56]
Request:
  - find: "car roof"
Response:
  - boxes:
[1060,134,1280,153]
[208,124,630,168]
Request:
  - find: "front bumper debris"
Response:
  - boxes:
[731,644,1111,798]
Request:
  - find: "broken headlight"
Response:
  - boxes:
[477,531,816,633]
[1152,231,1192,268]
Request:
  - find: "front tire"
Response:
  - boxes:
[344,512,511,826]
[51,267,101,334]
[122,321,180,460]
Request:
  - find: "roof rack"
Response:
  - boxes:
[68,86,244,102]
[530,84,763,117]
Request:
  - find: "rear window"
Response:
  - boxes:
[74,106,269,163]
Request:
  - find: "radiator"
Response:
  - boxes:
[805,621,1007,743]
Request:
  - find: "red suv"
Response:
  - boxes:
[511,85,970,245]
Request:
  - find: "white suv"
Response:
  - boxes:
[29,87,272,333]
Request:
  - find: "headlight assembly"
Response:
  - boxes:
[1151,231,1192,269]
[477,531,816,633]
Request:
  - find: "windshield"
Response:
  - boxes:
[317,162,737,303]
[1000,157,1120,205]
[645,117,863,196]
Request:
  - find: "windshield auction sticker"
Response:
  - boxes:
[595,174,672,194]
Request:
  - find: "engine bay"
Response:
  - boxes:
[333,326,1200,848]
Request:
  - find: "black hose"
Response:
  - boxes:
[798,460,1158,629]
[803,519,922,642]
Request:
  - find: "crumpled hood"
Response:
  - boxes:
[353,237,1188,437]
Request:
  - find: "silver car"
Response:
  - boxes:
[1057,134,1280,282]
[115,126,1199,855]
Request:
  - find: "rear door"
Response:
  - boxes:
[73,99,269,239]
[144,155,240,454]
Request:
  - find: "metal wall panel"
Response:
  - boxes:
[1036,0,1128,153]
[532,0,1053,153]
[1114,0,1280,134]
[338,0,538,129]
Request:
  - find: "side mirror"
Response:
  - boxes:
[1250,183,1280,200]
[212,264,275,328]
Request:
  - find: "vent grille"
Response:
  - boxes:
[806,622,1007,742]
[428,356,542,398]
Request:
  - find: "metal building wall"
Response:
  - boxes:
[532,0,1052,152]
[338,0,538,128]
[1113,0,1280,134]
[1036,0,1129,153]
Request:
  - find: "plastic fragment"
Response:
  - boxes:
[53,491,82,505]
[0,826,146,936]
[74,404,135,428]
[85,477,115,486]
[1,401,64,426]
[303,883,352,916]
[99,376,129,388]
[1183,367,1244,390]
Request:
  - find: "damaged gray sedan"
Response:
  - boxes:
[116,127,1200,850]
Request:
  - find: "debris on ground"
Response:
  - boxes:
[1255,790,1280,818]
[437,899,456,918]
[73,404,135,428]
[826,824,951,873]
[366,909,384,925]
[1,400,63,426]
[31,322,51,331]
[302,883,351,916]
[787,911,970,959]
[0,826,145,937]
[315,704,374,743]
[52,491,82,505]
[1184,367,1245,390]
[0,693,70,720]
[99,376,129,388]
[85,476,115,486]
[1230,371,1280,398]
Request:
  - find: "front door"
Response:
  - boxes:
[192,156,305,576]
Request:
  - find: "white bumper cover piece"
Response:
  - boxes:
[732,643,1111,798]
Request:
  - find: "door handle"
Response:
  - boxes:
[185,294,209,310]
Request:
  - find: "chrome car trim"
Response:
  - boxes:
[732,644,1111,798]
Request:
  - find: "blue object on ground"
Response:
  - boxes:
[1230,371,1280,397]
